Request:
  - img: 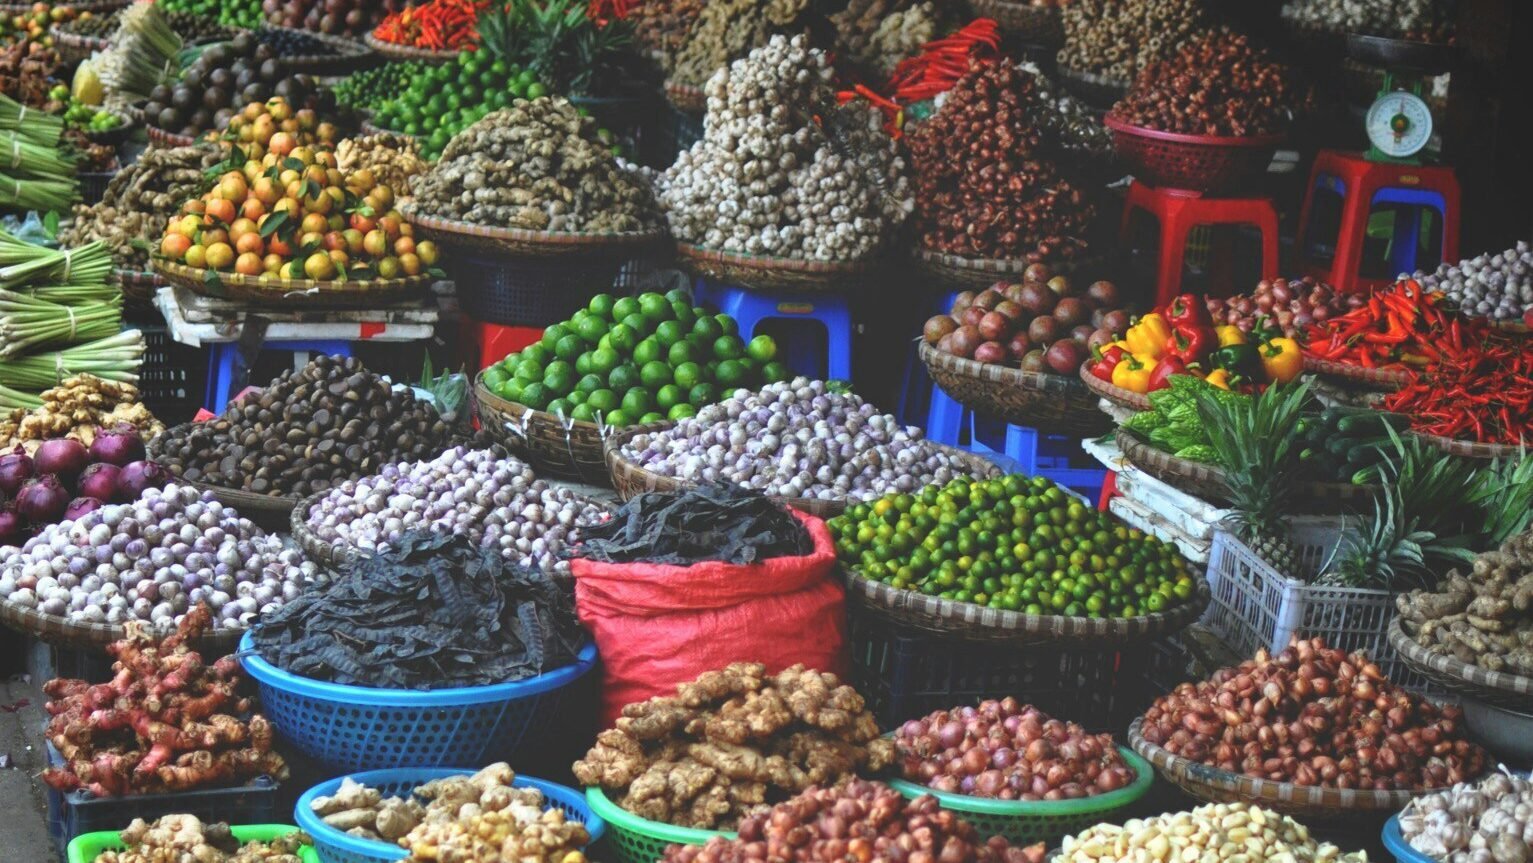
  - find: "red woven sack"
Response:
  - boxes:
[572,510,847,725]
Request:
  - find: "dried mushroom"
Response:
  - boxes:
[1057,0,1210,81]
[1399,527,1533,675]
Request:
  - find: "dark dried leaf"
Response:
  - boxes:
[573,483,813,566]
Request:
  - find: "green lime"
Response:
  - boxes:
[588,293,616,319]
[588,347,619,375]
[670,302,696,330]
[609,363,640,393]
[655,384,684,410]
[715,359,747,386]
[653,320,685,347]
[638,292,670,323]
[526,82,547,100]
[665,287,690,304]
[639,411,665,424]
[574,316,608,344]
[587,388,618,412]
[495,380,522,402]
[546,398,572,417]
[735,356,758,381]
[566,390,588,406]
[673,361,703,390]
[640,361,672,389]
[621,312,651,336]
[522,343,550,365]
[621,388,654,417]
[612,296,640,321]
[606,323,639,355]
[516,69,536,87]
[686,333,711,354]
[633,338,662,366]
[554,333,585,361]
[705,359,720,378]
[746,335,777,363]
[569,309,591,328]
[712,335,746,360]
[668,403,698,420]
[575,373,603,394]
[571,403,596,422]
[482,366,508,389]
[575,352,593,375]
[519,382,550,410]
[761,360,791,383]
[543,361,575,394]
[691,315,723,342]
[688,382,718,406]
[514,361,541,383]
[667,340,698,367]
[715,314,739,336]
[604,409,630,427]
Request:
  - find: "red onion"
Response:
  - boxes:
[63,497,104,522]
[937,720,964,749]
[0,508,21,547]
[116,461,170,502]
[87,424,147,468]
[0,446,33,496]
[16,476,69,524]
[33,438,89,483]
[77,463,122,504]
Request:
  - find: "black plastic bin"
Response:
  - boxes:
[446,251,645,328]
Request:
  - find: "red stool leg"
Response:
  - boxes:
[1258,201,1281,282]
[1439,172,1462,265]
[1155,200,1190,307]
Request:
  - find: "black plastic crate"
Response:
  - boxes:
[45,743,279,861]
[446,251,640,328]
[27,638,114,685]
[135,325,209,425]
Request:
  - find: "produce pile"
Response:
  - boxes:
[365,52,554,160]
[833,474,1197,615]
[310,763,591,863]
[94,817,309,863]
[158,0,265,30]
[265,0,405,37]
[480,289,783,425]
[218,97,340,160]
[662,780,1047,863]
[1058,802,1366,863]
[1,3,76,53]
[331,60,426,110]
[666,0,812,89]
[0,92,75,212]
[892,699,1137,799]
[143,32,331,137]
[1398,526,1533,675]
[1109,32,1309,136]
[371,0,488,52]
[1057,0,1208,81]
[60,143,223,272]
[303,446,605,573]
[0,38,60,107]
[1417,242,1533,326]
[1204,277,1366,338]
[1026,63,1116,163]
[573,662,894,829]
[1139,637,1486,790]
[1119,376,1243,464]
[336,133,426,196]
[832,0,940,77]
[410,98,658,230]
[618,378,993,502]
[1282,0,1453,41]
[42,607,289,796]
[0,483,321,629]
[906,61,1094,264]
[576,483,813,566]
[1397,771,1533,863]
[251,531,585,690]
[630,0,702,60]
[1295,405,1411,484]
[923,267,1130,377]
[0,375,163,450]
[0,431,166,546]
[1096,295,1303,397]
[660,36,912,261]
[150,356,455,498]
[86,2,190,108]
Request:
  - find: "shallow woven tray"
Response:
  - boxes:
[269,26,376,73]
[842,564,1209,646]
[1055,65,1131,109]
[1488,318,1531,334]
[362,32,458,63]
[114,267,164,304]
[1408,429,1526,461]
[603,422,1004,520]
[966,0,1061,42]
[920,341,1110,437]
[153,258,431,308]
[402,204,667,259]
[1301,356,1412,391]
[675,242,875,293]
[1389,619,1533,711]
[475,373,615,484]
[51,25,110,63]
[914,247,1101,291]
[0,599,244,653]
[1116,429,1377,509]
[146,125,200,148]
[1078,363,1151,412]
[291,490,363,569]
[1129,718,1428,820]
[664,79,706,113]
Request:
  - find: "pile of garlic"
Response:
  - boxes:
[1398,770,1533,863]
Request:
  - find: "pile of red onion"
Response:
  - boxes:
[0,426,168,548]
[1204,277,1367,336]
[893,698,1136,800]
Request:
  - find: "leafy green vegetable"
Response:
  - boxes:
[1172,444,1219,464]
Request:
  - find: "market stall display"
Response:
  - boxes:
[1416,241,1533,328]
[1056,0,1208,93]
[1390,770,1533,863]
[0,375,163,450]
[140,32,333,139]
[78,818,312,863]
[1057,802,1368,863]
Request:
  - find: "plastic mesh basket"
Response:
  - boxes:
[1381,815,1432,863]
[447,251,636,327]
[1104,116,1282,194]
[69,825,318,863]
[239,632,599,773]
[297,769,603,863]
[886,747,1154,848]
[585,786,729,863]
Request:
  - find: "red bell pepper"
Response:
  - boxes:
[1146,356,1188,392]
[1088,345,1126,382]
[1166,293,1213,328]
[1165,323,1216,364]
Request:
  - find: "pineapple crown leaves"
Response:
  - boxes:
[478,0,635,96]
[1194,379,1312,539]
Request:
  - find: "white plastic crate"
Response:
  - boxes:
[1202,519,1433,691]
[1110,496,1212,565]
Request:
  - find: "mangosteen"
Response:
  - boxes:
[241,82,269,104]
[157,106,182,129]
[170,87,196,109]
[230,31,255,55]
[208,67,232,90]
[213,108,234,129]
[202,87,228,111]
[259,58,281,81]
[148,84,172,103]
[254,43,275,62]
[189,108,212,130]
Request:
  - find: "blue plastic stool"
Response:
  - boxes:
[694,279,852,381]
[967,415,1108,499]
[896,291,963,440]
[206,340,351,413]
[1370,187,1448,277]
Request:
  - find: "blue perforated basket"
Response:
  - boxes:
[1381,815,1434,863]
[296,769,605,863]
[239,632,599,773]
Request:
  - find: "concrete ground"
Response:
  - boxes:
[0,671,52,862]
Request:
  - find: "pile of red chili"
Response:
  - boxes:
[1303,279,1532,445]
[372,0,489,51]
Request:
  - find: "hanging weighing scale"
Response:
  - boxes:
[1347,34,1459,164]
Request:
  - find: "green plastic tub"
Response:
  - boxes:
[585,786,731,863]
[886,747,1155,848]
[67,824,319,863]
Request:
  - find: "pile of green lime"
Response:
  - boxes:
[369,51,550,159]
[481,289,790,427]
[829,475,1198,618]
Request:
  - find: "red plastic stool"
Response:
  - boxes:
[1119,180,1281,307]
[1296,150,1461,294]
[475,322,541,372]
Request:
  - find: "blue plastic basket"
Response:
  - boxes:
[296,769,605,863]
[1381,815,1434,863]
[239,632,599,773]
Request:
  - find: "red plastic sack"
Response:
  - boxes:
[573,510,847,725]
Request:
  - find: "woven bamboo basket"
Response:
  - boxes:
[270,26,376,73]
[602,422,1004,519]
[914,247,1101,291]
[185,479,301,532]
[841,564,1209,646]
[1408,430,1526,461]
[290,490,364,569]
[474,373,614,484]
[152,258,432,308]
[362,32,458,63]
[664,79,706,113]
[1488,318,1531,335]
[114,268,164,304]
[1389,620,1533,712]
[0,0,125,11]
[0,599,244,654]
[919,342,1110,437]
[402,204,667,259]
[1301,356,1412,391]
[146,125,200,148]
[675,243,875,293]
[965,0,1062,42]
[1055,66,1131,109]
[1128,719,1429,820]
[1115,429,1377,509]
[1078,364,1151,412]
[51,25,110,63]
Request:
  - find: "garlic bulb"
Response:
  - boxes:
[1399,770,1533,863]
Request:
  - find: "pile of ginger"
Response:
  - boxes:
[1399,527,1533,674]
[94,815,307,862]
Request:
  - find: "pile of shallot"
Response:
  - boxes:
[1204,277,1367,337]
[892,698,1135,800]
[0,427,168,547]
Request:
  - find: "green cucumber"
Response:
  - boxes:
[1336,412,1412,435]
[1326,436,1356,456]
[1346,444,1386,466]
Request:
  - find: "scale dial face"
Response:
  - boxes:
[1366,91,1433,158]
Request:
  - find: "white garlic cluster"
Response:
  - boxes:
[1398,771,1533,863]
[1282,0,1448,37]
[658,35,913,261]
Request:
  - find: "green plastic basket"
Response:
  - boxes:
[886,747,1155,848]
[67,824,319,863]
[585,786,732,863]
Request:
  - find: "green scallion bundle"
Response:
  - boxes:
[0,382,43,411]
[0,131,75,176]
[0,176,79,213]
[0,94,63,147]
[21,283,121,304]
[0,329,144,391]
[0,236,111,288]
[0,290,122,358]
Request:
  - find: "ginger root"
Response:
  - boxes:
[1401,528,1533,673]
[95,816,308,862]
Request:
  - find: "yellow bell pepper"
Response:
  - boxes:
[1215,325,1247,347]
[1124,313,1170,360]
[1204,368,1232,390]
[1111,353,1154,393]
[1260,337,1302,383]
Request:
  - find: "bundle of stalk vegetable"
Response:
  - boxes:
[0,111,77,213]
[82,1,183,104]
